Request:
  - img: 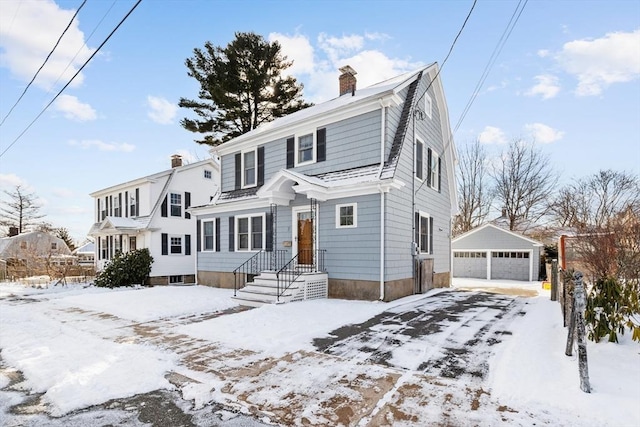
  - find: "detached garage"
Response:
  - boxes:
[452,223,543,282]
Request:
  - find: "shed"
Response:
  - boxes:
[452,223,543,282]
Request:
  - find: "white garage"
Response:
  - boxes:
[452,224,543,282]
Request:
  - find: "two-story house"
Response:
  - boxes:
[190,64,457,304]
[88,155,220,285]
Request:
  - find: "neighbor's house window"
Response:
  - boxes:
[425,94,432,119]
[243,150,256,187]
[204,170,212,179]
[101,237,108,259]
[170,236,182,254]
[417,212,433,254]
[297,133,314,164]
[336,203,357,228]
[113,196,121,217]
[170,193,182,217]
[129,236,136,251]
[51,242,58,250]
[236,214,264,251]
[202,220,215,251]
[415,139,424,180]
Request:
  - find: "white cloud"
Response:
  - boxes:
[537,49,550,58]
[556,29,640,96]
[524,123,565,144]
[53,94,97,121]
[269,31,421,103]
[0,0,94,89]
[525,74,561,99]
[147,96,177,125]
[0,173,29,190]
[478,126,508,144]
[68,139,135,152]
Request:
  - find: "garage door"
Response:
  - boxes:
[453,251,487,279]
[491,251,530,281]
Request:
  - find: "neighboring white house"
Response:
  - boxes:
[73,241,95,267]
[0,230,74,278]
[88,155,220,285]
[452,223,543,282]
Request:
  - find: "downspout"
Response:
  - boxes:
[379,101,387,301]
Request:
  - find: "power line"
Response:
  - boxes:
[0,0,143,160]
[0,0,88,128]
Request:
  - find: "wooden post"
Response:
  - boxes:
[573,271,591,393]
[565,290,576,356]
[551,259,558,301]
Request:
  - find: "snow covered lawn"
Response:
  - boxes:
[0,280,638,426]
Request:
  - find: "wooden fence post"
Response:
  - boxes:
[551,259,558,301]
[573,271,591,393]
[565,290,576,356]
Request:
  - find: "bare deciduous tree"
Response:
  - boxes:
[491,140,558,231]
[453,140,493,235]
[0,184,45,235]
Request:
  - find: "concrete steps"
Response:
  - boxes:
[232,271,305,307]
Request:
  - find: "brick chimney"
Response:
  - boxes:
[339,65,357,96]
[171,154,183,168]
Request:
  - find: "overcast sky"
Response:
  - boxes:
[0,0,638,241]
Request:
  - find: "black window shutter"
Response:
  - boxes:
[429,217,434,254]
[161,195,168,217]
[286,137,294,168]
[257,146,265,186]
[265,212,273,251]
[117,193,121,217]
[185,234,191,256]
[427,148,432,187]
[125,191,128,217]
[235,153,241,190]
[228,216,235,252]
[438,157,442,193]
[109,195,113,216]
[135,188,139,216]
[109,236,113,259]
[97,238,101,259]
[97,199,101,222]
[215,218,221,252]
[185,192,191,219]
[414,212,419,251]
[196,220,201,252]
[161,233,168,255]
[317,128,326,162]
[416,142,423,180]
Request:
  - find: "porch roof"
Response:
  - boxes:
[87,216,151,236]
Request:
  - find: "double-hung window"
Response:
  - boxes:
[297,133,314,164]
[243,150,256,187]
[417,212,433,254]
[170,193,182,217]
[336,203,357,228]
[170,236,182,254]
[113,196,121,217]
[202,220,215,251]
[236,214,265,251]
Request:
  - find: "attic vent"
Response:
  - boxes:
[339,65,357,96]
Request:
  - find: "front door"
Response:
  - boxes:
[294,209,314,265]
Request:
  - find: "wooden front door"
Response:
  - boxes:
[297,211,313,265]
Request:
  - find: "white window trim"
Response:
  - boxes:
[415,139,424,181]
[169,235,183,255]
[235,213,266,252]
[430,151,439,190]
[294,130,316,167]
[170,192,182,217]
[425,94,432,119]
[202,219,216,252]
[418,210,431,254]
[335,203,357,228]
[242,149,257,188]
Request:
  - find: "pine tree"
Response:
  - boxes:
[0,184,45,235]
[179,32,312,146]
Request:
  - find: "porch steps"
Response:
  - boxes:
[232,271,305,308]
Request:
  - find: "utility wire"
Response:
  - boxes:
[0,0,88,127]
[0,0,143,160]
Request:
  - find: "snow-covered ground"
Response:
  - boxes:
[0,279,638,426]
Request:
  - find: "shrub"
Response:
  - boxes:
[585,276,640,343]
[95,249,153,288]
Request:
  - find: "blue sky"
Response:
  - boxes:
[0,0,639,242]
